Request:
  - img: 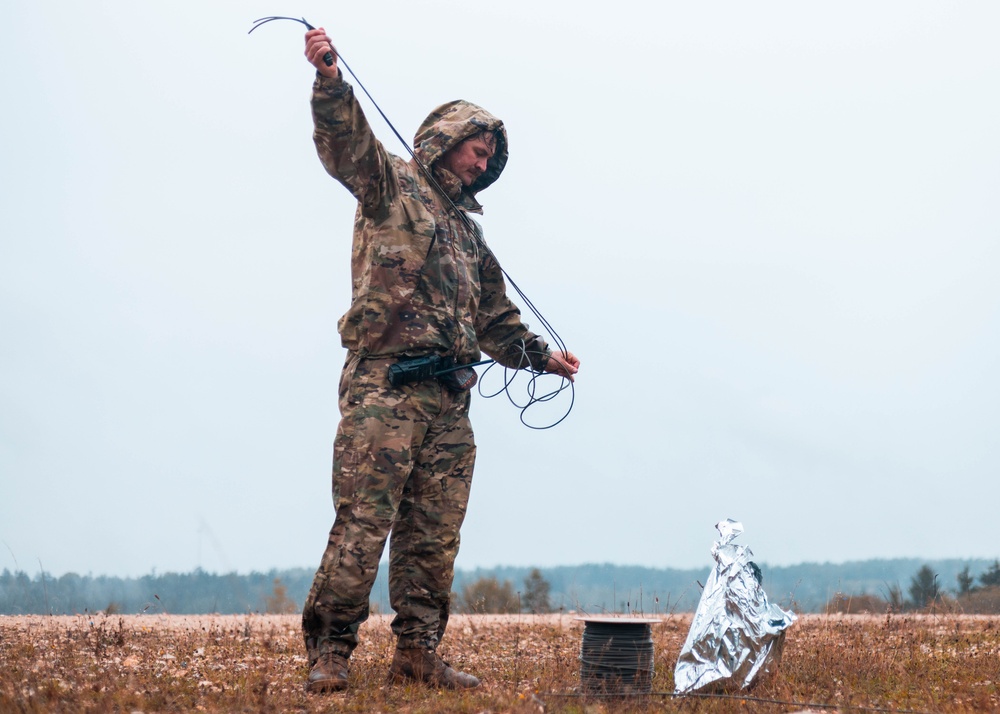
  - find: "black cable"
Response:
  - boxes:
[539,690,936,714]
[248,17,334,66]
[475,342,575,429]
[334,51,570,356]
[249,18,575,427]
[326,44,576,428]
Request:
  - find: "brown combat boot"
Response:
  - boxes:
[387,647,481,689]
[304,652,350,693]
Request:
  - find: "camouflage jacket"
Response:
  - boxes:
[311,73,549,369]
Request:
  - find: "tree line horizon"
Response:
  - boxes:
[2,557,999,616]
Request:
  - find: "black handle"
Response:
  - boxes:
[301,18,334,66]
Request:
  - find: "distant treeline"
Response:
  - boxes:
[452,559,1000,615]
[2,558,997,616]
[0,568,314,617]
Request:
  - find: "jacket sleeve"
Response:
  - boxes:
[475,252,551,371]
[311,72,396,220]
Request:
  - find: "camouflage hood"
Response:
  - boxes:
[413,100,508,198]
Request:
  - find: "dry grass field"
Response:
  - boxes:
[1,612,998,713]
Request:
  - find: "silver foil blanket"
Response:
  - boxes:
[674,519,796,694]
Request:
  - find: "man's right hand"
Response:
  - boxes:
[304,28,338,78]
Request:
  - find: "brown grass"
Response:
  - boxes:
[1,612,998,712]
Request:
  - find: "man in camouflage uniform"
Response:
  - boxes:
[300,29,580,693]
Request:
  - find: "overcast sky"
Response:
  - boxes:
[2,1,998,579]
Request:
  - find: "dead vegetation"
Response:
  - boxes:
[1,612,997,713]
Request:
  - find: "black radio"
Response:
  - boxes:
[386,355,452,387]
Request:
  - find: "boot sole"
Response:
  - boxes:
[304,679,349,694]
[385,669,480,690]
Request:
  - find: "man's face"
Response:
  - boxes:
[439,134,496,187]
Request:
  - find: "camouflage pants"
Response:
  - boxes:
[302,353,476,664]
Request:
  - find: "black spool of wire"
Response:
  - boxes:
[578,617,657,695]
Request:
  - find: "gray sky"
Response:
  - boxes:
[2,1,998,579]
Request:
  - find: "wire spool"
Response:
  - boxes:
[578,617,657,695]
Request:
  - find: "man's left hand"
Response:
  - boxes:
[544,351,580,382]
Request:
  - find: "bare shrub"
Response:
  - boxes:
[958,584,1000,614]
[824,593,888,614]
[455,576,518,614]
[263,578,297,614]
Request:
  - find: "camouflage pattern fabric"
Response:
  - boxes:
[303,74,548,664]
[310,72,550,370]
[303,355,476,662]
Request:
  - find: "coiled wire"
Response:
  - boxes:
[579,620,654,695]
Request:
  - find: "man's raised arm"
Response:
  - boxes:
[304,28,395,216]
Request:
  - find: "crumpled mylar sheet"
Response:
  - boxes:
[674,519,796,694]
